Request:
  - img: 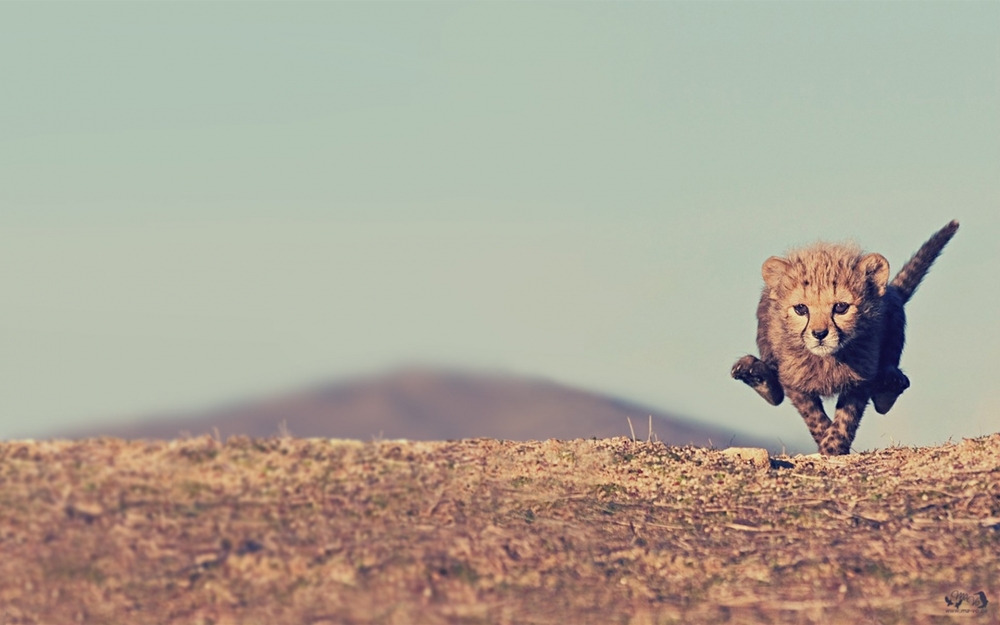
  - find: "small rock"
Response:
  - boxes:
[67,502,104,521]
[328,563,357,587]
[722,447,770,468]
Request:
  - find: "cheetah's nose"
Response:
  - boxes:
[812,328,829,340]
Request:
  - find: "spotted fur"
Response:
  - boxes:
[732,220,959,455]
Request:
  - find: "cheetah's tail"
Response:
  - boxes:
[890,220,959,304]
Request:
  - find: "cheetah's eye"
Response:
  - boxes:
[833,302,850,315]
[793,304,808,316]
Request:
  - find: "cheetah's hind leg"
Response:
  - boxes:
[731,355,784,406]
[871,366,910,415]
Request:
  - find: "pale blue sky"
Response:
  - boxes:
[1,3,997,450]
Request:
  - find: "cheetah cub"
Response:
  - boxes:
[732,220,959,455]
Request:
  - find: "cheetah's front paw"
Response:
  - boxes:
[731,355,784,406]
[871,367,910,415]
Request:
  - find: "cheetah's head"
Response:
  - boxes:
[762,243,888,357]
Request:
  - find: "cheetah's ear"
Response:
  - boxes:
[761,257,790,292]
[859,253,889,296]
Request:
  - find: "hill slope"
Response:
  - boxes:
[64,368,775,450]
[1,433,997,624]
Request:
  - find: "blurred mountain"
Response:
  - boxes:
[64,368,779,450]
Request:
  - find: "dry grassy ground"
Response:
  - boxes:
[1,433,998,625]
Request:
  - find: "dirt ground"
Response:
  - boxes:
[1,433,998,624]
